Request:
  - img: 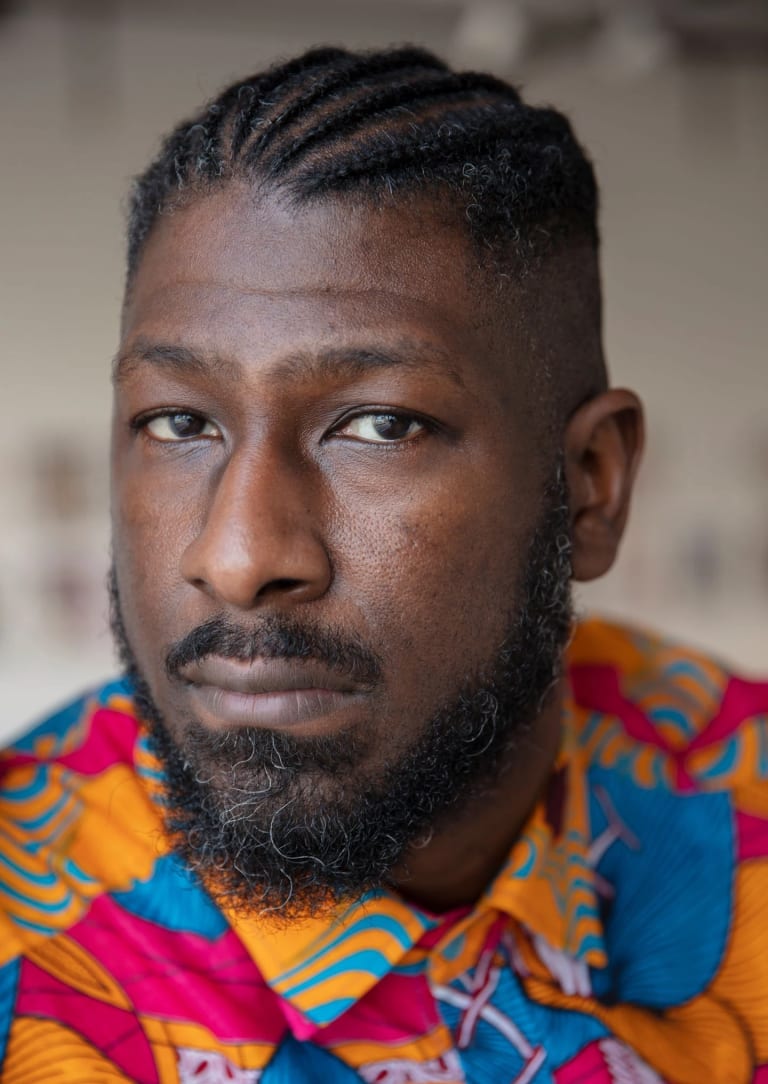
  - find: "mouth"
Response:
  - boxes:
[178,656,367,731]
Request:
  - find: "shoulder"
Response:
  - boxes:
[566,616,768,795]
[0,681,166,960]
[2,679,142,770]
[563,621,768,1059]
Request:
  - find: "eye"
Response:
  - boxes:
[141,412,221,442]
[337,412,426,444]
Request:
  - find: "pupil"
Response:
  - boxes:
[171,413,201,437]
[373,414,410,439]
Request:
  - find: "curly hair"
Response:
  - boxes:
[128,46,598,279]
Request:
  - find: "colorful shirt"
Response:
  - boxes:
[1,618,767,1083]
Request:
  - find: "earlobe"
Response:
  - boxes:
[564,388,644,583]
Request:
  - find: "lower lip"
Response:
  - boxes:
[186,684,363,730]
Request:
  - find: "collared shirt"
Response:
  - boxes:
[1,618,767,1083]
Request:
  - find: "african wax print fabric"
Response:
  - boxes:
[1,618,767,1083]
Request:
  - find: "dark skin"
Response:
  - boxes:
[111,183,643,912]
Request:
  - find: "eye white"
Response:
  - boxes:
[144,413,220,442]
[341,413,425,443]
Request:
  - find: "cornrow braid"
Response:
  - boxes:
[259,71,515,178]
[127,45,599,283]
[239,47,450,165]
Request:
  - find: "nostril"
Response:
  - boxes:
[257,577,305,597]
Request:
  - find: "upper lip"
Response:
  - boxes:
[179,656,362,695]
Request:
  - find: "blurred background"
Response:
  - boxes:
[0,0,766,741]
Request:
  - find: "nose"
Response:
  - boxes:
[180,448,332,610]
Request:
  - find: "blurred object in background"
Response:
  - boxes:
[0,431,110,734]
[452,1,533,70]
[590,1,675,76]
[450,0,768,73]
[0,0,765,739]
[33,439,93,522]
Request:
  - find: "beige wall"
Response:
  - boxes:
[1,5,766,739]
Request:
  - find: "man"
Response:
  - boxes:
[0,44,766,1084]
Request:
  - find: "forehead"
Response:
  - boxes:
[122,184,511,375]
[128,183,475,301]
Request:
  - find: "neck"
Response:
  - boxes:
[387,680,564,913]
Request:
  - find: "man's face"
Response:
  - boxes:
[111,184,571,913]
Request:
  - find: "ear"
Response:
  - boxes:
[564,388,644,582]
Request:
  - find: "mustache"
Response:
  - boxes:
[164,614,383,688]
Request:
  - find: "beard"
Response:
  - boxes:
[110,463,573,920]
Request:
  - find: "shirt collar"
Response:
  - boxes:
[481,696,607,968]
[226,683,607,1032]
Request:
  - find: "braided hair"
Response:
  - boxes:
[128,46,599,284]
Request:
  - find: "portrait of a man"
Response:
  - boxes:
[1,35,766,1084]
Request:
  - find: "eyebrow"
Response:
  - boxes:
[112,339,240,385]
[112,337,466,388]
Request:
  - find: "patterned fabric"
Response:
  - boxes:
[1,618,767,1083]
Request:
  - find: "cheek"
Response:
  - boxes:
[327,471,535,671]
[111,458,204,656]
